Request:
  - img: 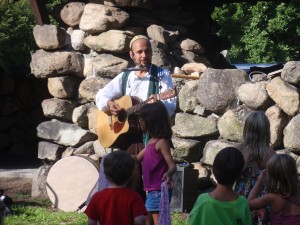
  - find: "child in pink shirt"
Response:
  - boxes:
[135,101,176,225]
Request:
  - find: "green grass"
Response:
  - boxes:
[4,194,189,225]
[4,196,86,225]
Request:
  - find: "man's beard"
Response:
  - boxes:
[134,59,151,70]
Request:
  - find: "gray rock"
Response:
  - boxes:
[172,49,212,66]
[37,120,97,147]
[93,140,113,157]
[178,80,199,112]
[266,77,300,116]
[147,24,179,44]
[83,30,132,53]
[73,141,94,154]
[79,4,129,34]
[218,106,251,142]
[150,40,171,68]
[30,49,84,78]
[62,146,75,158]
[78,77,111,103]
[172,136,204,162]
[38,141,64,161]
[201,139,240,166]
[172,113,218,138]
[68,28,87,51]
[237,81,272,109]
[171,38,205,54]
[265,105,289,148]
[48,76,80,99]
[33,25,68,49]
[60,2,85,27]
[193,105,206,116]
[281,61,300,86]
[31,165,52,198]
[181,63,207,74]
[283,114,300,153]
[42,98,78,121]
[87,105,98,134]
[72,103,95,128]
[83,53,128,78]
[197,68,248,113]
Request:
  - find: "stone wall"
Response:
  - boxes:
[28,0,300,197]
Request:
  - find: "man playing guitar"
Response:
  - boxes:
[95,35,176,198]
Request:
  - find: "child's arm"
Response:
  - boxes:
[248,170,271,210]
[158,139,177,182]
[134,215,146,225]
[133,149,145,162]
[88,218,98,225]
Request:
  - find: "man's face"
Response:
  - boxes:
[130,39,152,69]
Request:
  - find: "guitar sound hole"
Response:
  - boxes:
[117,110,127,123]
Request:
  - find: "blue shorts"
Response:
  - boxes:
[145,189,172,212]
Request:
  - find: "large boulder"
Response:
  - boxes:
[197,68,248,113]
[266,77,300,116]
[79,4,129,33]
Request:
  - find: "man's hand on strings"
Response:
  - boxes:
[107,100,122,115]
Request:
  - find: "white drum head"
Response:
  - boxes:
[46,156,99,212]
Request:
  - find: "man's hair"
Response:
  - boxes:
[213,147,245,185]
[103,151,135,186]
[266,154,299,196]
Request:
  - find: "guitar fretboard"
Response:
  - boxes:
[125,87,176,116]
[126,100,148,115]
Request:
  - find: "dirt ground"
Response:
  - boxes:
[0,177,32,199]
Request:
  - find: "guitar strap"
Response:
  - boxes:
[121,64,160,97]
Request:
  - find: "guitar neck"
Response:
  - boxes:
[125,87,176,116]
[127,100,148,115]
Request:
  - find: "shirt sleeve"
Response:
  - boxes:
[95,72,124,111]
[159,68,177,117]
[188,195,203,225]
[84,194,99,221]
[132,192,148,218]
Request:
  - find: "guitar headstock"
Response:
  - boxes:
[159,86,177,100]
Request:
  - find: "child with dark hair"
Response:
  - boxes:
[189,147,251,225]
[135,101,176,225]
[85,150,147,225]
[235,111,276,224]
[248,154,300,225]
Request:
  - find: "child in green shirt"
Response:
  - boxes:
[189,147,252,225]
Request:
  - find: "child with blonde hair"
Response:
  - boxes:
[235,111,276,224]
[248,154,300,225]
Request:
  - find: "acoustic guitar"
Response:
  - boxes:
[97,87,176,148]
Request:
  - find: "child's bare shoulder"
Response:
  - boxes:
[156,138,169,145]
[155,138,170,150]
